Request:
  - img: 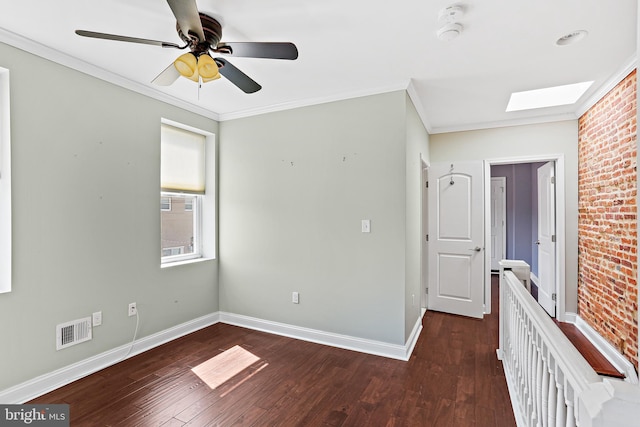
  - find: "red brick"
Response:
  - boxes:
[578,69,638,369]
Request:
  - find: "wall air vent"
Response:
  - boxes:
[56,317,92,350]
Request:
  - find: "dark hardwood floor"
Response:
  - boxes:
[31,281,516,426]
[530,283,624,379]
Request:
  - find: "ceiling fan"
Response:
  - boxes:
[75,0,298,94]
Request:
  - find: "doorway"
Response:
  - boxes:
[490,177,506,272]
[484,156,565,319]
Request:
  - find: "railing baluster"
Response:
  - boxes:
[498,266,603,427]
[540,345,550,427]
[564,384,575,427]
[536,336,544,427]
[548,360,557,427]
[555,370,566,427]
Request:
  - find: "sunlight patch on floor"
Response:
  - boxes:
[191,345,261,389]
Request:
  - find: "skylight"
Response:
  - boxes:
[506,81,594,112]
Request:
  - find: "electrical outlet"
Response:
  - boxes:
[128,302,137,317]
[92,311,102,326]
[292,292,299,304]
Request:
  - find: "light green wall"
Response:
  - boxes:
[0,39,429,392]
[404,95,429,340]
[218,91,426,345]
[430,121,579,314]
[0,42,219,390]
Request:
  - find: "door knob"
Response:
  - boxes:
[535,240,540,245]
[469,246,482,252]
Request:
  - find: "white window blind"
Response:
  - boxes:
[161,124,206,194]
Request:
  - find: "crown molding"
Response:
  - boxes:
[430,112,579,134]
[217,81,409,121]
[575,54,637,119]
[406,79,433,134]
[424,54,638,135]
[2,25,634,133]
[0,26,220,121]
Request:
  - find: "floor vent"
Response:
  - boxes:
[56,317,92,350]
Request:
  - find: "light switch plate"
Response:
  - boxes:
[361,220,371,233]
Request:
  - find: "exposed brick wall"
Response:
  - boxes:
[578,69,638,369]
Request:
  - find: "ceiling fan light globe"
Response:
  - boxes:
[202,74,221,83]
[174,52,198,78]
[197,54,219,79]
[187,69,200,82]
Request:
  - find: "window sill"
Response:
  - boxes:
[161,256,216,269]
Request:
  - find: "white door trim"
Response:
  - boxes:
[483,155,566,321]
[421,157,429,310]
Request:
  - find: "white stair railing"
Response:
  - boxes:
[497,262,640,427]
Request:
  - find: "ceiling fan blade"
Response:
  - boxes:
[152,63,181,86]
[215,58,262,94]
[75,30,185,49]
[166,0,205,42]
[216,42,298,60]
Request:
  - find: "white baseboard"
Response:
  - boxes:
[575,316,639,384]
[564,311,578,324]
[0,313,220,404]
[530,272,539,287]
[1,311,424,403]
[219,312,422,361]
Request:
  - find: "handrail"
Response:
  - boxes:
[499,264,640,427]
[499,268,601,426]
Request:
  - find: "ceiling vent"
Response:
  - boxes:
[556,30,588,46]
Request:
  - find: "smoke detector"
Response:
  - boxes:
[437,23,463,41]
[439,5,465,23]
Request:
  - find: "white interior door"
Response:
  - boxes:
[537,162,556,317]
[490,177,506,271]
[428,161,484,319]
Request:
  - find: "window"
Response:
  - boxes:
[0,68,10,293]
[160,193,199,260]
[160,121,215,264]
[161,196,172,211]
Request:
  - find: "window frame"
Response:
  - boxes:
[160,119,216,267]
[0,68,11,293]
[161,196,172,211]
[160,192,202,264]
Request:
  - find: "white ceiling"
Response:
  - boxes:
[0,0,636,133]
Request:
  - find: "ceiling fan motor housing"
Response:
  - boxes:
[177,13,222,55]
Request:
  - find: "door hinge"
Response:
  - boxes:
[551,234,556,243]
[551,176,555,185]
[552,293,557,301]
[426,234,429,242]
[425,287,429,294]
[426,181,429,188]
